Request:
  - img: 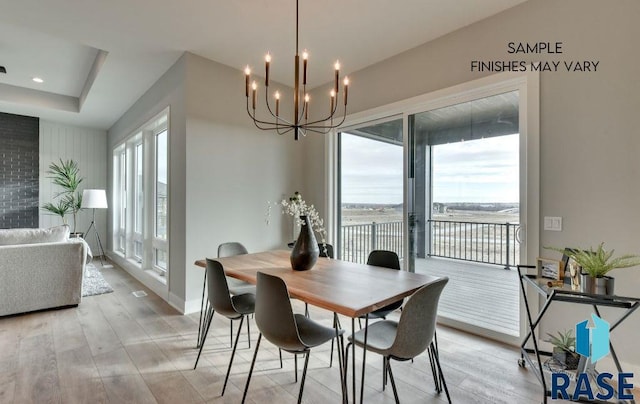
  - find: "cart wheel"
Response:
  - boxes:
[518,358,526,367]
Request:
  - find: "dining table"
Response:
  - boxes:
[194,249,443,403]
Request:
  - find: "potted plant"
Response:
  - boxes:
[546,329,580,370]
[42,159,84,235]
[547,243,640,295]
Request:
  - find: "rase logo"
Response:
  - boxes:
[551,314,634,401]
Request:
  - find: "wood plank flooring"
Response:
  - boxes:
[0,261,547,403]
[415,258,520,336]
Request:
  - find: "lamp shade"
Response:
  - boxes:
[81,189,108,209]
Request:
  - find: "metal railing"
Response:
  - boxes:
[339,219,520,268]
[428,219,520,268]
[340,221,403,264]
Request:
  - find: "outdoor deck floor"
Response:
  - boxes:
[414,257,520,337]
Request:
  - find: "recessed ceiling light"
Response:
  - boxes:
[32,77,44,83]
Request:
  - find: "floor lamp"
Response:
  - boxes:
[82,189,108,265]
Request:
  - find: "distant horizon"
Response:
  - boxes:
[341,133,520,205]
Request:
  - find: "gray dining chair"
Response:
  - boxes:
[194,259,255,397]
[346,277,451,403]
[365,250,404,318]
[218,242,257,296]
[242,272,347,404]
[196,242,255,350]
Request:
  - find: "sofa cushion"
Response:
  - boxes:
[0,225,70,246]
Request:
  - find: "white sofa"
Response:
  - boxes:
[0,225,88,316]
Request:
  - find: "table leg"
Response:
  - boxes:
[359,314,369,404]
[351,318,356,404]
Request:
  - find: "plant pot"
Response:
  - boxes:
[290,215,319,271]
[552,348,580,370]
[580,272,614,295]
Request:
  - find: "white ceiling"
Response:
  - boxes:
[0,0,528,130]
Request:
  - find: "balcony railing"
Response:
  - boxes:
[340,219,520,268]
[428,219,520,268]
[340,221,403,264]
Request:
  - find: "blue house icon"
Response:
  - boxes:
[576,314,610,363]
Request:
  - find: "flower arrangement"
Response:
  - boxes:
[267,191,327,246]
[281,192,326,243]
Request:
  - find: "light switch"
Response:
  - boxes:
[544,216,562,231]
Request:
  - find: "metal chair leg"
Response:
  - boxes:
[194,308,214,369]
[386,359,400,404]
[196,271,207,348]
[294,354,298,382]
[382,356,387,391]
[247,316,251,348]
[279,348,283,368]
[431,341,451,404]
[222,316,245,396]
[242,333,262,404]
[297,352,311,404]
[229,320,233,347]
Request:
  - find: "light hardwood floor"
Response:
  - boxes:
[0,261,546,403]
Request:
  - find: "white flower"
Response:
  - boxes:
[279,192,327,244]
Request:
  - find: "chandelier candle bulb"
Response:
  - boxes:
[330,89,335,113]
[244,66,251,97]
[302,50,308,85]
[275,91,280,116]
[252,81,257,110]
[334,61,340,93]
[343,77,349,105]
[265,53,271,86]
[304,94,309,120]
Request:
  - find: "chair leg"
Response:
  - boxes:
[279,348,283,368]
[294,354,298,382]
[382,356,387,391]
[194,308,215,369]
[297,351,311,404]
[230,319,234,347]
[196,272,207,348]
[246,316,251,348]
[242,333,262,404]
[386,359,400,404]
[337,335,347,403]
[427,344,440,392]
[222,315,245,396]
[304,303,309,318]
[431,342,451,404]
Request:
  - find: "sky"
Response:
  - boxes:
[341,133,519,204]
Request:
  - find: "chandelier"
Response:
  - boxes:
[244,0,349,140]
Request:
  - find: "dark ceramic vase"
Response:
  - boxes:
[290,215,319,271]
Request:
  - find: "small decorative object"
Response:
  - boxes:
[271,192,327,271]
[537,257,563,280]
[547,243,640,295]
[545,329,580,370]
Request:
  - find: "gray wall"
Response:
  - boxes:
[307,0,640,368]
[182,53,302,311]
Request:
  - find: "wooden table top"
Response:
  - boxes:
[194,250,442,318]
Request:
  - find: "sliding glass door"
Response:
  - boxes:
[338,117,404,265]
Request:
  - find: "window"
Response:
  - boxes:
[112,109,170,280]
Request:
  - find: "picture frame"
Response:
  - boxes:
[560,247,582,290]
[537,257,564,280]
